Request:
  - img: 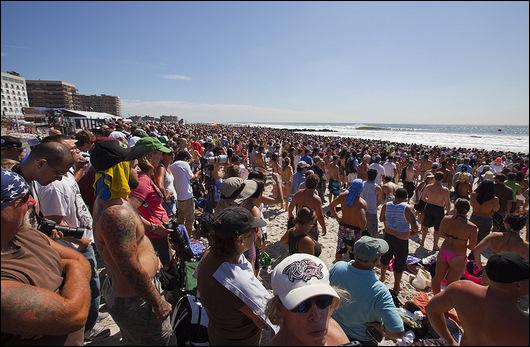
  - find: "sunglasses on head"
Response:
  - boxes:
[290,295,333,314]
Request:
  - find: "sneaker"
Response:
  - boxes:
[84,322,111,341]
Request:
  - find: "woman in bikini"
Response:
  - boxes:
[280,207,322,257]
[472,214,529,285]
[431,199,478,295]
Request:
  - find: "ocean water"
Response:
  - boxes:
[233,122,529,154]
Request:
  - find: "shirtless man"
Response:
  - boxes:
[253,146,267,172]
[421,172,451,250]
[329,179,367,262]
[402,159,417,201]
[357,154,371,182]
[419,154,433,183]
[326,156,342,204]
[382,176,399,202]
[90,139,176,345]
[288,173,327,241]
[427,253,529,346]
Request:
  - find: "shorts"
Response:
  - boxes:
[380,234,408,273]
[366,213,379,236]
[470,214,493,244]
[102,276,176,346]
[414,199,426,212]
[423,203,445,231]
[329,179,341,197]
[336,223,364,255]
[403,181,415,199]
[177,198,195,229]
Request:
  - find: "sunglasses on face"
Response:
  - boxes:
[290,295,333,314]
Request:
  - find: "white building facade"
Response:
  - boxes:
[1,71,30,118]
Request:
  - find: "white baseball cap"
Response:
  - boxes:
[271,254,339,311]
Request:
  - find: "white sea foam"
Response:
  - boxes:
[232,122,529,153]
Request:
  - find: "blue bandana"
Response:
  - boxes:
[1,169,30,208]
[346,179,364,207]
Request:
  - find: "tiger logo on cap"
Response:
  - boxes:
[283,259,324,282]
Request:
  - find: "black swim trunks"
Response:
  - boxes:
[423,203,445,231]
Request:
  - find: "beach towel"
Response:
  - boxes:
[212,255,279,333]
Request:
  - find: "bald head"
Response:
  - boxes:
[28,141,73,165]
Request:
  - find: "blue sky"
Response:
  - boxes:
[2,1,528,124]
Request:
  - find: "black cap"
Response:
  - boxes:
[486,252,529,283]
[89,137,151,171]
[212,206,267,239]
[1,136,22,149]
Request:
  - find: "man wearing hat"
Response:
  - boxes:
[1,169,92,346]
[1,135,25,162]
[330,236,405,345]
[427,252,529,346]
[89,138,177,345]
[290,161,310,197]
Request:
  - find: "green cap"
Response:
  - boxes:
[136,136,172,153]
[353,236,389,262]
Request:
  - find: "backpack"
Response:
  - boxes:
[171,291,210,346]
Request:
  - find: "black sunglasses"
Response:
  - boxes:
[290,295,333,314]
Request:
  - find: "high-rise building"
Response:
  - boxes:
[26,79,79,109]
[77,94,121,116]
[1,71,30,118]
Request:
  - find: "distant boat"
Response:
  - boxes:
[498,128,502,132]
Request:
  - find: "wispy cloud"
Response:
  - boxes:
[162,74,192,81]
[121,99,331,123]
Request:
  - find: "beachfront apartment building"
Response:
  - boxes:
[26,79,80,110]
[1,71,30,118]
[77,94,121,116]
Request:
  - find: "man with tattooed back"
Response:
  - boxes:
[90,138,176,345]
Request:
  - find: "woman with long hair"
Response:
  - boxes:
[469,180,500,255]
[154,151,177,216]
[431,199,478,294]
[129,137,174,266]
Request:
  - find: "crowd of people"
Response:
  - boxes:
[1,118,528,346]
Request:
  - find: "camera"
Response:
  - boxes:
[205,155,229,165]
[38,218,87,239]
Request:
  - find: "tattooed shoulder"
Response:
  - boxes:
[99,205,137,246]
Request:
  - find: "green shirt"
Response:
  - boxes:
[505,180,520,201]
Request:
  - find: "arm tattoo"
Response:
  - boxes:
[1,283,68,335]
[100,206,162,307]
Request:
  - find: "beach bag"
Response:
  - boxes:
[171,291,210,346]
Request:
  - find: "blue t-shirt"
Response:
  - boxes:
[330,261,404,341]
[290,172,305,196]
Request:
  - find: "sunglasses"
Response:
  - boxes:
[290,295,333,314]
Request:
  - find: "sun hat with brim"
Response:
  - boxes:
[90,137,152,171]
[353,236,389,263]
[135,136,172,153]
[212,206,267,239]
[220,177,259,204]
[271,254,339,311]
[482,171,494,181]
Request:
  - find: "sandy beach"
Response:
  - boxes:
[88,178,440,346]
